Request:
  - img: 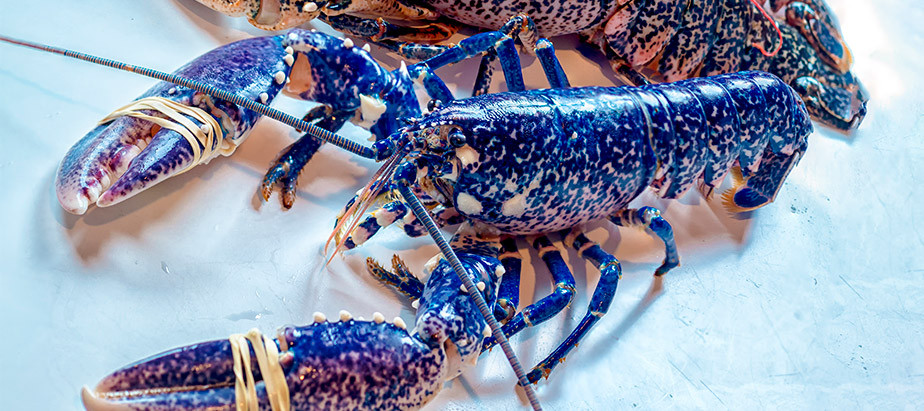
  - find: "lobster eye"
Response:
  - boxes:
[449,129,467,147]
[427,99,443,112]
[372,138,396,160]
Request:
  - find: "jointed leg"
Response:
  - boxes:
[609,207,679,275]
[526,230,622,383]
[482,235,576,351]
[261,105,350,208]
[322,14,460,44]
[366,254,424,302]
[493,238,523,322]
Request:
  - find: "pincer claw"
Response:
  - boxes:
[82,320,448,410]
[56,35,292,214]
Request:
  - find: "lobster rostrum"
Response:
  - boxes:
[76,34,813,411]
[193,0,867,131]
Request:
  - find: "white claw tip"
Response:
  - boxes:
[284,54,295,66]
[259,92,269,104]
[274,71,286,85]
[393,317,407,329]
[477,281,486,291]
[339,310,353,322]
[313,312,327,323]
[483,325,492,338]
[460,284,468,293]
[373,312,385,323]
[411,299,420,309]
[342,38,354,49]
[362,43,371,52]
[167,87,176,95]
[285,46,294,55]
[303,2,318,12]
[495,266,506,276]
[80,386,103,410]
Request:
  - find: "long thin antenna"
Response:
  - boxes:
[0,35,376,160]
[396,184,543,411]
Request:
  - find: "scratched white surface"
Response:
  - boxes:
[0,0,922,409]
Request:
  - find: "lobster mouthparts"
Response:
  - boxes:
[55,35,291,214]
[82,320,446,410]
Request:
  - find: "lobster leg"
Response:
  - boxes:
[408,15,570,95]
[609,207,679,276]
[261,105,349,208]
[366,255,425,302]
[342,200,467,249]
[321,14,459,44]
[526,231,624,383]
[394,206,464,238]
[495,238,524,323]
[482,235,576,351]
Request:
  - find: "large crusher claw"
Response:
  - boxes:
[82,320,447,410]
[82,250,504,410]
[55,35,291,214]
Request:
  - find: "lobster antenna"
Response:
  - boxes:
[396,183,544,411]
[0,35,377,160]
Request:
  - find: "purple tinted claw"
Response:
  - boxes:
[83,320,448,410]
[56,35,292,214]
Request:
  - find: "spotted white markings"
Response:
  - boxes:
[501,192,527,216]
[356,94,388,128]
[455,192,483,214]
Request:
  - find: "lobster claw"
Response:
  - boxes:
[195,0,325,30]
[82,320,447,410]
[785,2,852,73]
[56,35,291,214]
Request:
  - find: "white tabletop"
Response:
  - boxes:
[0,0,921,409]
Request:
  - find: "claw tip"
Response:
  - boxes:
[64,193,90,215]
[81,386,130,411]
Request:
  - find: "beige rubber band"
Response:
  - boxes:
[229,328,291,411]
[99,96,224,174]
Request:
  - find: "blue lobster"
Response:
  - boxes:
[6,16,815,410]
[191,0,867,131]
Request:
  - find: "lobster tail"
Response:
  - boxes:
[636,71,812,211]
[720,71,812,211]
